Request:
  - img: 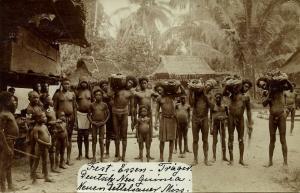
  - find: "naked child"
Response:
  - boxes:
[88,89,110,162]
[133,77,158,160]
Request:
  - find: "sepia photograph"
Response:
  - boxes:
[0,0,300,192]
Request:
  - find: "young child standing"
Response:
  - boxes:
[31,111,53,184]
[26,91,44,172]
[40,95,60,173]
[175,96,191,158]
[55,111,68,170]
[210,93,229,162]
[88,89,110,163]
[135,106,151,162]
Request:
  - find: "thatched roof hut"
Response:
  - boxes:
[68,57,99,85]
[151,55,216,80]
[280,49,300,86]
[0,0,88,47]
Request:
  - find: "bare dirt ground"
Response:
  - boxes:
[10,111,300,192]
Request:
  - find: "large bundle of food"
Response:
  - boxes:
[188,79,205,92]
[223,75,242,96]
[109,73,127,91]
[256,70,290,91]
[205,79,218,88]
[162,80,182,96]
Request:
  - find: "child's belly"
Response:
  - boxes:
[176,111,188,123]
[139,124,150,133]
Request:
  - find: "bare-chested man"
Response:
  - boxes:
[258,78,292,167]
[133,77,158,160]
[75,77,92,160]
[53,78,76,166]
[112,76,136,162]
[223,78,253,166]
[189,80,213,166]
[0,91,19,192]
[284,83,297,135]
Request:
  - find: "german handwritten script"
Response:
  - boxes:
[77,162,192,193]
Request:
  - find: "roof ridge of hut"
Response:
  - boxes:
[152,55,215,79]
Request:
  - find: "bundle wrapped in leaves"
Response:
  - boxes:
[223,75,242,96]
[188,79,205,92]
[109,73,127,91]
[256,70,291,91]
[161,79,183,96]
[205,79,218,88]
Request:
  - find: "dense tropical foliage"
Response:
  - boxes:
[60,0,300,79]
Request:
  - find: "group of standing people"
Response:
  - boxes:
[0,70,297,192]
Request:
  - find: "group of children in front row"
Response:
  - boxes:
[0,86,112,192]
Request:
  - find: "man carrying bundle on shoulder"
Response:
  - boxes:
[188,79,216,166]
[223,75,253,166]
[155,80,186,162]
[110,74,137,162]
[257,70,292,168]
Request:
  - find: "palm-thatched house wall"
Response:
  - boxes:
[280,49,300,87]
[0,0,88,89]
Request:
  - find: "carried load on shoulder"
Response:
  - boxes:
[109,73,137,91]
[155,79,186,96]
[222,75,243,96]
[188,79,205,92]
[256,69,292,92]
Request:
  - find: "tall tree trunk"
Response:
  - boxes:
[244,0,257,98]
[189,0,192,56]
[93,0,98,37]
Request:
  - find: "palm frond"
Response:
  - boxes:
[192,42,230,58]
[129,0,144,4]
[168,0,189,9]
[111,7,132,17]
[258,0,293,27]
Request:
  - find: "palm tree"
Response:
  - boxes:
[164,0,300,75]
[208,0,300,73]
[160,0,236,71]
[112,0,172,49]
